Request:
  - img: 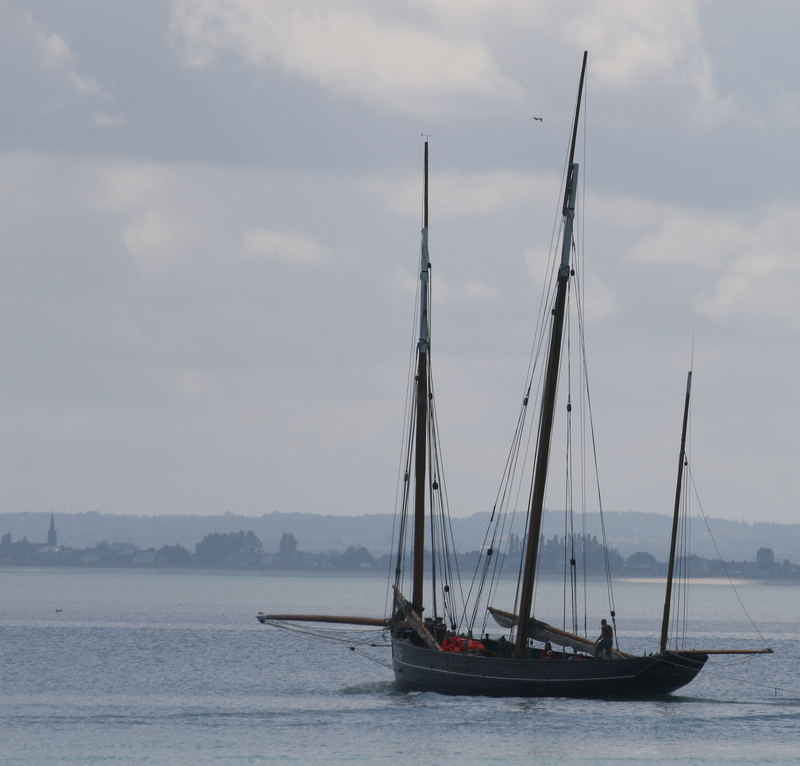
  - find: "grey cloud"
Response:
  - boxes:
[1,2,798,524]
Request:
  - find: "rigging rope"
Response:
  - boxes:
[386,271,423,620]
[261,621,393,670]
[579,58,590,641]
[649,652,795,698]
[686,464,768,644]
[461,82,622,648]
[388,251,466,633]
[572,264,617,637]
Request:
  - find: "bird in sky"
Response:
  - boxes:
[531,116,543,122]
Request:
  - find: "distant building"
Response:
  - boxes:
[133,549,157,565]
[47,513,57,547]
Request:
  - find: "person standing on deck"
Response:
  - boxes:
[596,618,614,658]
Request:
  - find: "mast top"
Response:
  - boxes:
[568,52,588,165]
[423,140,429,230]
[563,51,587,217]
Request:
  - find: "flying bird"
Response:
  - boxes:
[531,116,543,122]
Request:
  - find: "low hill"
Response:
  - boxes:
[1,509,798,562]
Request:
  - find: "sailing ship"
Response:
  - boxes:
[258,52,771,698]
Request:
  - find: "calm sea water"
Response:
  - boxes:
[1,567,798,764]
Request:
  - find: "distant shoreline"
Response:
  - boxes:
[3,509,800,563]
[0,564,392,578]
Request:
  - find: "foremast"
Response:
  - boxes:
[660,370,692,653]
[514,52,587,656]
[412,141,431,614]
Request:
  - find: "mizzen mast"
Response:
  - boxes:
[660,370,692,653]
[412,141,431,614]
[515,52,587,656]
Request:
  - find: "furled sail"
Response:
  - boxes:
[488,607,631,657]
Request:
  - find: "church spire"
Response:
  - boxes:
[47,512,57,547]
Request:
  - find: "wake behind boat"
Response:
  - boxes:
[258,52,771,698]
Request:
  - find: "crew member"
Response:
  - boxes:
[596,618,614,658]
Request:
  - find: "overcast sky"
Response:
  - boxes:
[1,0,798,525]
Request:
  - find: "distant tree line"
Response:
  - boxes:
[1,528,798,578]
[0,529,387,571]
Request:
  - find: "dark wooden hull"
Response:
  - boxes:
[392,638,707,698]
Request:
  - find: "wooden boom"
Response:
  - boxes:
[257,613,388,627]
[666,648,773,655]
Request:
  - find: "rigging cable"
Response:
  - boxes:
[562,285,579,634]
[261,621,393,670]
[682,404,693,645]
[670,384,693,651]
[462,257,557,634]
[426,264,439,623]
[424,265,465,631]
[572,263,618,640]
[578,70,589,640]
[686,464,768,644]
[387,211,427,618]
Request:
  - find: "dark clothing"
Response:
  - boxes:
[596,622,614,657]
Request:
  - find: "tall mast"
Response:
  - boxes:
[412,141,431,614]
[515,52,587,656]
[660,370,692,653]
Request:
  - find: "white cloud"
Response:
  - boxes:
[408,0,527,23]
[579,274,618,322]
[702,251,800,331]
[169,0,522,115]
[166,0,739,124]
[386,270,496,303]
[770,87,800,128]
[629,211,747,270]
[85,162,199,273]
[88,163,176,212]
[416,0,709,93]
[21,155,340,275]
[367,170,559,219]
[575,2,697,87]
[626,204,800,333]
[573,0,730,121]
[403,0,727,120]
[29,12,102,96]
[90,110,127,128]
[523,244,554,282]
[121,211,194,272]
[590,194,680,232]
[10,8,105,99]
[437,276,498,302]
[242,228,331,264]
[699,208,800,332]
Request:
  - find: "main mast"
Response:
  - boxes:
[660,370,692,653]
[412,141,431,614]
[515,52,587,656]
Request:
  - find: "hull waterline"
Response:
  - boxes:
[392,638,707,698]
